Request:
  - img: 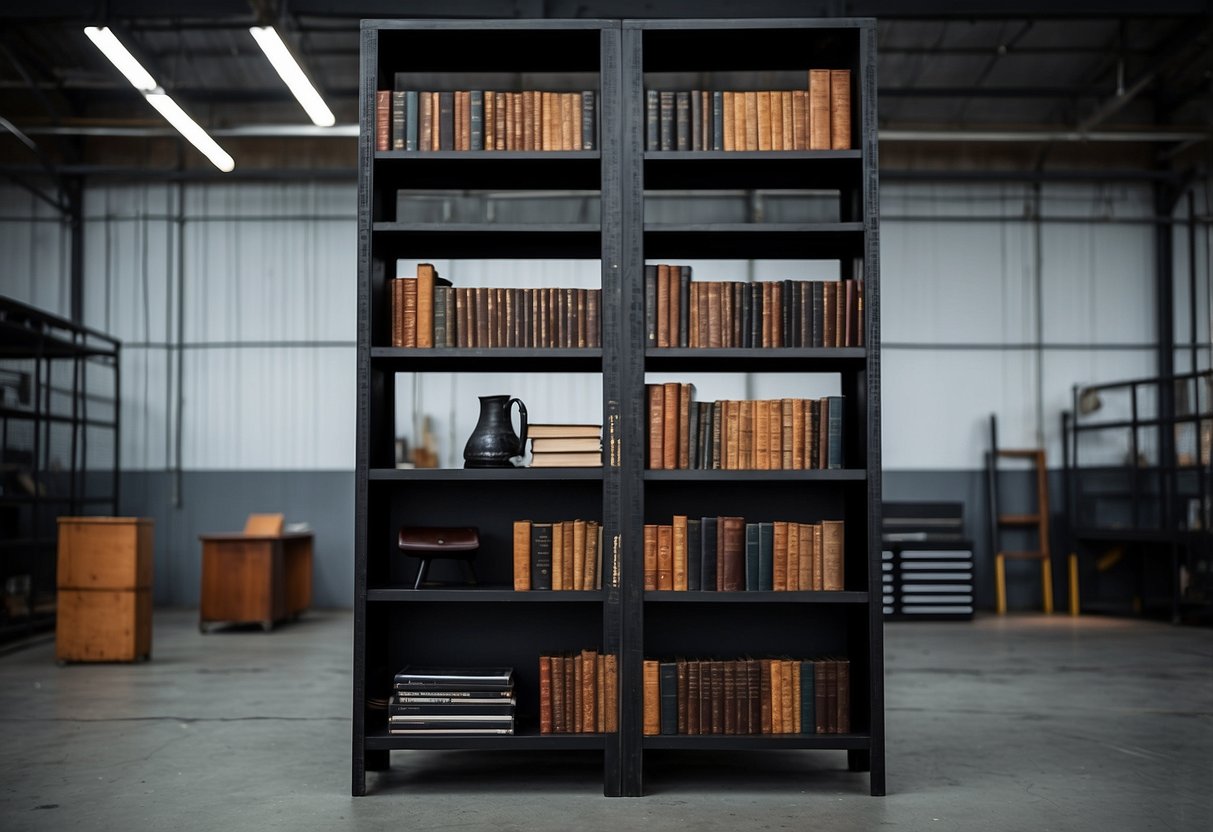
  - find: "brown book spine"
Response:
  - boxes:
[787,522,801,592]
[781,91,794,150]
[562,520,574,590]
[744,91,759,151]
[503,91,515,151]
[418,91,432,152]
[585,520,599,591]
[757,91,772,151]
[809,69,831,150]
[771,281,783,347]
[720,516,745,591]
[415,263,437,348]
[806,399,818,469]
[485,286,498,349]
[760,659,773,733]
[390,278,405,347]
[770,659,784,733]
[798,523,812,592]
[643,659,660,735]
[733,91,747,152]
[551,520,565,592]
[722,91,736,151]
[595,653,605,732]
[401,278,418,348]
[676,659,688,735]
[581,649,596,733]
[720,280,733,348]
[483,90,495,151]
[673,515,688,591]
[539,91,552,151]
[723,661,737,735]
[811,523,823,591]
[572,652,583,733]
[513,520,531,591]
[792,398,806,469]
[770,90,783,151]
[656,263,670,348]
[587,288,600,348]
[707,282,722,348]
[822,519,844,591]
[793,89,808,150]
[711,401,723,470]
[818,397,830,471]
[539,654,553,733]
[747,660,761,734]
[825,660,837,734]
[648,384,663,469]
[760,281,772,348]
[656,524,674,591]
[375,90,390,151]
[454,90,465,150]
[430,91,440,150]
[662,382,679,470]
[792,658,802,734]
[781,399,794,469]
[605,653,619,733]
[643,524,658,591]
[836,659,850,734]
[710,661,724,734]
[780,659,795,734]
[559,92,573,151]
[571,91,583,150]
[678,384,692,469]
[687,661,701,735]
[475,287,489,348]
[811,661,825,733]
[725,400,740,470]
[830,70,851,150]
[773,521,789,591]
[572,519,587,593]
[755,399,770,470]
[740,399,754,469]
[493,91,506,151]
[576,288,587,349]
[550,655,565,733]
[689,282,700,348]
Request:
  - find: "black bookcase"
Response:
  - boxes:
[355,17,881,797]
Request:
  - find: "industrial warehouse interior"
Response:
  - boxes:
[0,2,1211,831]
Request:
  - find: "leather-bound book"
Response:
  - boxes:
[415,263,439,348]
[375,90,390,150]
[438,91,454,151]
[551,655,565,733]
[643,524,657,591]
[781,399,794,469]
[575,288,587,349]
[811,522,824,591]
[720,516,746,591]
[740,399,754,469]
[712,90,724,150]
[572,519,587,593]
[391,90,405,150]
[760,282,772,348]
[662,382,679,470]
[781,90,794,150]
[656,263,671,348]
[813,661,828,733]
[698,660,711,732]
[793,89,808,150]
[758,522,774,592]
[417,91,432,151]
[698,403,712,470]
[689,282,700,349]
[453,288,467,348]
[770,659,783,733]
[809,69,831,150]
[679,266,691,348]
[572,652,583,733]
[744,523,760,591]
[536,91,549,151]
[581,649,597,733]
[640,659,659,742]
[791,660,802,733]
[588,521,601,591]
[676,660,689,734]
[453,90,465,150]
[659,91,675,151]
[473,287,488,348]
[755,399,770,469]
[743,91,759,151]
[822,519,844,591]
[772,521,788,591]
[711,401,723,470]
[706,282,722,348]
[740,282,752,348]
[673,515,688,591]
[595,653,606,732]
[810,281,824,348]
[390,278,405,347]
[400,278,417,348]
[513,92,524,151]
[709,661,724,734]
[768,397,782,470]
[769,90,782,151]
[645,264,658,347]
[722,91,735,151]
[675,91,690,151]
[837,659,850,733]
[723,661,737,735]
[687,661,701,734]
[805,399,818,469]
[826,395,844,469]
[831,69,851,149]
[787,522,800,591]
[587,288,600,348]
[605,653,618,732]
[719,281,731,348]
[824,660,837,733]
[530,522,553,591]
[725,400,740,471]
[733,91,747,151]
[539,654,553,733]
[686,518,701,590]
[492,91,506,151]
[798,523,812,592]
[700,516,718,592]
[562,92,576,151]
[562,520,575,591]
[551,521,565,592]
[483,89,495,151]
[771,281,783,348]
[647,384,663,469]
[646,89,659,151]
[512,521,531,591]
[760,659,773,733]
[800,659,815,733]
[781,659,796,733]
[791,398,806,470]
[656,524,674,591]
[519,90,533,151]
[658,661,677,735]
[747,660,761,733]
[817,397,830,473]
[485,287,498,349]
[757,91,772,151]
[667,265,681,352]
[678,384,692,469]
[581,90,595,150]
[469,89,483,151]
[785,278,797,347]
[690,89,702,151]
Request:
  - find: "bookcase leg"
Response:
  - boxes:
[847,749,870,772]
[869,758,886,796]
[995,553,1007,614]
[1041,556,1054,614]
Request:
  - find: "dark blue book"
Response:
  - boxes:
[758,522,774,591]
[687,403,699,471]
[700,516,717,591]
[690,89,702,151]
[800,660,815,734]
[782,279,794,347]
[679,266,691,348]
[699,403,712,469]
[581,90,595,150]
[530,523,553,590]
[789,280,802,347]
[659,91,675,151]
[438,91,454,151]
[711,91,724,151]
[659,662,678,735]
[826,396,844,469]
[811,282,824,348]
[687,519,702,591]
[745,523,760,591]
[741,282,753,348]
[646,90,659,151]
[391,91,405,150]
[469,90,484,151]
[405,91,419,151]
[644,264,658,348]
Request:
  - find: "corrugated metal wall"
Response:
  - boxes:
[3,180,1210,474]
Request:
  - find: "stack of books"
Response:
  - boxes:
[389,666,516,735]
[528,423,603,468]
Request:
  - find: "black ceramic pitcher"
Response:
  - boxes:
[463,395,528,468]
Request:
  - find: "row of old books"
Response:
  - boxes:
[538,650,619,734]
[390,265,602,349]
[375,90,596,152]
[644,517,844,593]
[643,658,851,735]
[644,71,851,153]
[389,666,515,735]
[528,423,603,468]
[512,519,603,591]
[646,384,845,470]
[647,265,864,349]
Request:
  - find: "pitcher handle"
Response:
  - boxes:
[508,397,528,455]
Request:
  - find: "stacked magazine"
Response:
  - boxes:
[389,666,516,735]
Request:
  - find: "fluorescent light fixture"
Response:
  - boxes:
[249,26,335,127]
[145,93,235,172]
[84,26,235,172]
[84,26,157,92]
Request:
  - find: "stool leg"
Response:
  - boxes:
[995,553,1007,614]
[1041,556,1054,614]
[460,560,478,586]
[1068,553,1080,616]
[414,559,430,590]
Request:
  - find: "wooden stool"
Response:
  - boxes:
[398,526,479,589]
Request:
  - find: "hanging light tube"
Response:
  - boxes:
[249,26,335,127]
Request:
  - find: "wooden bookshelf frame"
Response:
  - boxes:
[355,17,881,798]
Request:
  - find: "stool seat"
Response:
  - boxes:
[398,526,480,589]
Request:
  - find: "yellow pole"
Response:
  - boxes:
[1041,556,1054,614]
[1068,553,1080,616]
[995,553,1007,614]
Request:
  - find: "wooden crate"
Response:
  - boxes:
[56,589,152,662]
[56,517,154,662]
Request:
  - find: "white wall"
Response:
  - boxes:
[2,178,1209,474]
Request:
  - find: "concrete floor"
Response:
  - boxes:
[0,611,1210,832]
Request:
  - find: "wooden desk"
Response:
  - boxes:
[198,532,313,632]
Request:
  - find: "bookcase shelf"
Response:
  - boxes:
[356,16,881,799]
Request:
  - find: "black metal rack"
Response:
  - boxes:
[0,297,121,642]
[1062,370,1213,622]
[354,17,881,797]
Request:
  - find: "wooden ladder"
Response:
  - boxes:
[986,415,1076,614]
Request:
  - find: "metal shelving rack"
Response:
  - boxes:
[0,297,120,642]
